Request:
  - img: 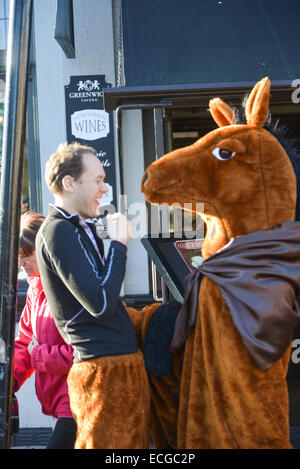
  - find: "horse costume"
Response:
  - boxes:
[139,77,300,448]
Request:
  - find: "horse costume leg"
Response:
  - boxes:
[147,351,183,449]
[68,351,150,449]
[126,303,183,449]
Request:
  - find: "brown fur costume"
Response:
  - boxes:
[140,78,298,448]
[127,304,183,449]
[68,350,151,449]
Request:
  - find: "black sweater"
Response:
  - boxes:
[36,205,138,363]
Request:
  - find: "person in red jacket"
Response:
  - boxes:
[14,210,77,449]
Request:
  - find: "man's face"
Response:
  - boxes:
[72,153,108,219]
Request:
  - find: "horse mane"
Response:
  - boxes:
[232,98,300,221]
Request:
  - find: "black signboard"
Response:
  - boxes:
[65,75,117,209]
[141,234,203,303]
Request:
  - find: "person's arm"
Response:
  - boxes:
[39,219,127,318]
[13,290,35,391]
[30,343,74,374]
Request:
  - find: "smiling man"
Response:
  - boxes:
[35,142,151,449]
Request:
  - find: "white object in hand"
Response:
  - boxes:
[106,213,131,245]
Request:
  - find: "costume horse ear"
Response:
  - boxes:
[245,77,270,128]
[209,98,234,127]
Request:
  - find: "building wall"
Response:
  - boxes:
[34,0,117,214]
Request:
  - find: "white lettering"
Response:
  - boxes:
[291,79,300,104]
[128,202,148,238]
[100,159,111,167]
[104,454,139,466]
[97,150,107,157]
[71,109,109,140]
[69,91,103,99]
[291,339,300,363]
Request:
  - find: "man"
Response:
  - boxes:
[36,142,151,449]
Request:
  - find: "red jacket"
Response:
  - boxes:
[14,275,74,418]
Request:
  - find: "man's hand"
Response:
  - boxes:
[106,213,131,245]
[28,336,39,355]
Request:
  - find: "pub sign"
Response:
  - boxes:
[65,75,117,209]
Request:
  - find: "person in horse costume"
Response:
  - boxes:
[136,77,300,449]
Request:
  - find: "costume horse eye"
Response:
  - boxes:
[212,148,236,161]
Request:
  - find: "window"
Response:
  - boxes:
[0,0,9,50]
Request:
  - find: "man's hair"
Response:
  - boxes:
[19,211,45,257]
[45,142,97,194]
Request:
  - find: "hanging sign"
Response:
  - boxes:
[65,75,117,209]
